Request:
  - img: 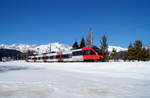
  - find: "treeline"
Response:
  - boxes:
[109,40,150,61]
[0,49,35,61]
[21,50,35,60]
[0,49,22,61]
[72,33,150,61]
[125,40,150,61]
[72,37,86,49]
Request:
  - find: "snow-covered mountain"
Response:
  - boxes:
[0,43,71,54]
[0,43,127,53]
[108,46,127,52]
[146,46,150,50]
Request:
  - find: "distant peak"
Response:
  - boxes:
[108,46,127,52]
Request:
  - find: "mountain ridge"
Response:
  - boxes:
[0,43,127,53]
[0,43,71,54]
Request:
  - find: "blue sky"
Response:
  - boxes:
[0,0,150,47]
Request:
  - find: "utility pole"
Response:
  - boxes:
[86,27,93,47]
[90,27,93,46]
[49,43,51,53]
[37,48,39,54]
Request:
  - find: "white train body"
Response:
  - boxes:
[27,47,104,62]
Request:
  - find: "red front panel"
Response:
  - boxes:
[82,48,104,61]
[99,55,104,60]
[83,55,100,60]
[82,48,97,53]
[57,52,62,55]
[57,52,64,62]
[58,59,64,62]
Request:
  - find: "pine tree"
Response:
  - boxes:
[127,41,150,61]
[100,35,108,52]
[128,43,133,49]
[100,35,109,61]
[110,48,118,61]
[134,40,142,49]
[134,40,143,61]
[27,50,35,56]
[80,37,85,48]
[72,41,79,50]
[147,48,150,60]
[127,43,135,61]
[21,50,35,60]
[140,48,149,61]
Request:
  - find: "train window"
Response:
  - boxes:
[32,57,37,60]
[28,57,31,59]
[43,56,48,59]
[92,46,102,54]
[83,50,96,55]
[56,55,61,59]
[61,54,70,58]
[49,56,54,59]
[72,51,83,56]
[83,50,89,55]
[90,50,96,55]
[72,52,76,56]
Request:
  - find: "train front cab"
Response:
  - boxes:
[82,48,104,62]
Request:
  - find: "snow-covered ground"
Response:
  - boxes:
[0,61,150,98]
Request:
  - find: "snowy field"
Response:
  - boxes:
[0,61,150,98]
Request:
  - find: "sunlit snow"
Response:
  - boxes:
[0,61,150,98]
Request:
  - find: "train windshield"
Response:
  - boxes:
[92,46,102,55]
[27,57,32,60]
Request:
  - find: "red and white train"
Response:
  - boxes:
[27,46,104,62]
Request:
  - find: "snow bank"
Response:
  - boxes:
[0,61,150,98]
